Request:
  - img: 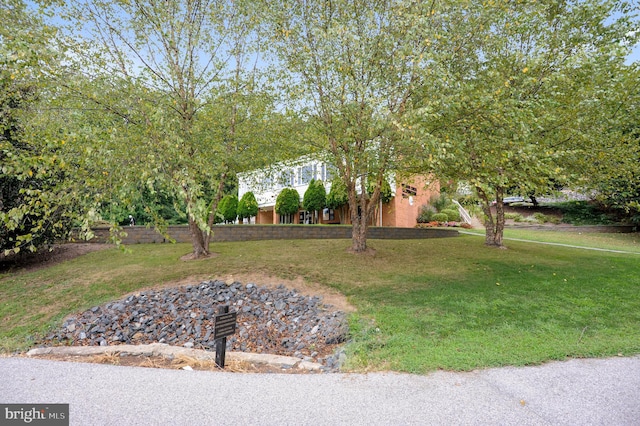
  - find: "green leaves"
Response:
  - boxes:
[217,194,238,223]
[326,176,348,210]
[1,1,96,255]
[264,0,436,250]
[237,191,258,220]
[302,179,326,223]
[406,0,635,245]
[275,188,300,216]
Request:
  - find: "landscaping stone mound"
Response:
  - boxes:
[42,280,349,370]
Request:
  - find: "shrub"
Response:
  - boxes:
[548,215,562,224]
[504,212,524,222]
[430,194,450,212]
[432,212,449,223]
[533,212,546,223]
[532,212,561,224]
[217,194,238,223]
[303,179,326,223]
[553,201,614,225]
[440,208,460,222]
[276,188,300,223]
[326,177,348,209]
[417,205,436,223]
[237,192,259,221]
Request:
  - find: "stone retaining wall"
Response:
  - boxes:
[86,225,458,244]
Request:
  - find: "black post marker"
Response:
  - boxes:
[215,305,228,368]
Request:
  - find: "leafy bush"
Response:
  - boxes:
[237,192,258,221]
[553,201,614,225]
[531,213,561,224]
[504,212,524,222]
[217,194,238,223]
[417,205,436,223]
[593,175,640,225]
[533,212,548,223]
[432,213,449,223]
[276,188,300,223]
[326,177,348,209]
[1,79,77,254]
[303,180,326,213]
[440,208,460,222]
[430,194,450,212]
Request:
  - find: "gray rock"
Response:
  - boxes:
[42,279,348,371]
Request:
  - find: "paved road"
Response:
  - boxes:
[1,356,639,425]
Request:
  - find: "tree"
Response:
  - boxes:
[572,65,640,225]
[275,188,300,224]
[408,0,635,247]
[326,176,349,224]
[55,0,277,258]
[302,179,326,224]
[217,194,238,224]
[237,191,258,223]
[265,0,430,253]
[0,0,94,255]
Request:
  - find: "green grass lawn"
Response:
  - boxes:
[462,228,640,253]
[1,231,639,374]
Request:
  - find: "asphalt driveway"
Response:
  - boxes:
[1,355,639,425]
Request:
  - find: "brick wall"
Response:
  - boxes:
[87,224,459,244]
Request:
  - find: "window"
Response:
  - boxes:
[279,169,295,188]
[323,208,335,221]
[298,165,316,186]
[401,184,417,198]
[321,163,337,182]
[261,175,273,191]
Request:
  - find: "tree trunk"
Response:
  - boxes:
[188,216,209,258]
[346,180,368,253]
[202,173,227,254]
[348,187,377,254]
[350,214,368,253]
[477,187,505,248]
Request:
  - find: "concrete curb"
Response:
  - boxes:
[26,343,324,372]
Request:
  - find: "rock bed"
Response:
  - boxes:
[43,280,349,371]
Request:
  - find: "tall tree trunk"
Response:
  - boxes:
[203,173,227,254]
[350,212,368,253]
[477,186,505,248]
[347,184,368,252]
[348,186,378,253]
[188,216,208,258]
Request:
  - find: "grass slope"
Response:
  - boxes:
[1,233,639,373]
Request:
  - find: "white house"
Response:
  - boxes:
[237,155,438,227]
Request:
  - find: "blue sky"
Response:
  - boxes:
[626,44,640,64]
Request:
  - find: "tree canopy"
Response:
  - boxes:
[3,0,638,258]
[49,0,290,257]
[1,0,97,255]
[406,0,637,246]
[264,0,432,252]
